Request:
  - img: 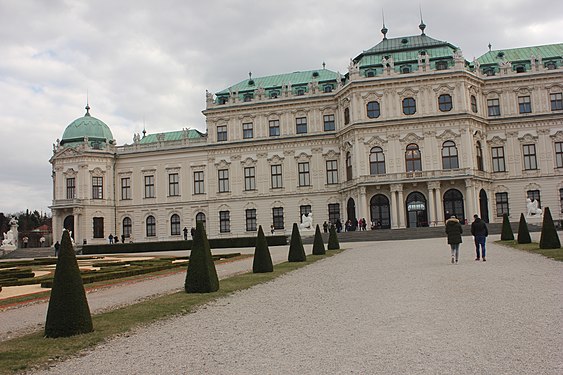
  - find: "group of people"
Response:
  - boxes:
[445,214,488,264]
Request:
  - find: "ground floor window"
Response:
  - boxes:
[328,203,340,225]
[560,189,563,213]
[272,207,284,229]
[122,217,132,238]
[219,211,230,233]
[93,217,104,238]
[196,212,206,229]
[299,205,311,222]
[246,209,257,231]
[170,214,181,235]
[495,192,509,217]
[146,216,156,237]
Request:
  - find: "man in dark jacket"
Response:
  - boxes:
[445,215,463,264]
[471,214,488,261]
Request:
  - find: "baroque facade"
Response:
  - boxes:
[50,24,563,244]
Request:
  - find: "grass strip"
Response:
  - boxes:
[495,240,563,261]
[0,251,342,374]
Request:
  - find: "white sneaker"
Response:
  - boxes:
[451,257,455,264]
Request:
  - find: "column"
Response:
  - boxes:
[435,184,444,224]
[390,188,398,229]
[358,187,367,221]
[427,184,435,226]
[73,211,80,245]
[465,179,476,220]
[397,188,405,228]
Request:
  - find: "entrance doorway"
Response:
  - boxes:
[479,189,489,223]
[347,198,357,230]
[443,189,465,223]
[406,192,428,227]
[370,194,391,229]
[63,215,74,238]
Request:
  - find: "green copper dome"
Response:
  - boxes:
[60,105,114,147]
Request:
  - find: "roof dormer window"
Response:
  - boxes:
[323,85,333,93]
[401,65,411,74]
[515,65,526,73]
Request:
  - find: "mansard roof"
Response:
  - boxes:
[139,128,206,144]
[476,43,563,65]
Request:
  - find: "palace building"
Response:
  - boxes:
[50,23,563,244]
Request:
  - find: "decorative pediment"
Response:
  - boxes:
[217,204,231,211]
[400,132,423,144]
[513,86,534,95]
[550,130,563,141]
[90,167,105,176]
[56,147,81,158]
[141,167,157,174]
[545,83,563,92]
[473,130,484,139]
[63,168,78,177]
[518,133,538,143]
[467,85,479,95]
[525,182,541,190]
[340,140,353,152]
[433,84,456,93]
[340,97,351,106]
[165,165,181,172]
[483,89,502,97]
[215,159,231,168]
[494,185,509,193]
[117,169,133,176]
[298,198,312,206]
[241,157,257,167]
[363,135,388,146]
[487,135,506,146]
[397,87,418,97]
[361,91,383,101]
[295,152,312,162]
[323,149,340,159]
[436,129,460,141]
[268,154,284,164]
[270,200,284,208]
[243,202,256,210]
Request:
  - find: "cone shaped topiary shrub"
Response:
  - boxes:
[500,213,514,241]
[288,223,306,262]
[517,213,532,244]
[185,221,219,293]
[45,230,93,338]
[253,225,273,273]
[539,207,561,249]
[312,224,326,255]
[328,224,340,250]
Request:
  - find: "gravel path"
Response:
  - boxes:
[32,236,563,375]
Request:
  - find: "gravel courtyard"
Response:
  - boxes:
[33,237,563,374]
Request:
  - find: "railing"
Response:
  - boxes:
[115,137,207,153]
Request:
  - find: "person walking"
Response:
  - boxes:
[470,214,488,261]
[445,215,463,264]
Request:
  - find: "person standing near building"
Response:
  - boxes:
[323,221,328,233]
[183,227,188,240]
[54,241,60,257]
[22,236,29,248]
[108,234,114,244]
[471,214,488,261]
[445,215,463,264]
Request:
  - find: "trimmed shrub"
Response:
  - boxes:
[253,225,273,273]
[328,224,340,250]
[500,213,514,241]
[45,230,93,338]
[184,221,219,293]
[312,224,326,255]
[539,207,561,249]
[517,213,532,244]
[288,223,306,262]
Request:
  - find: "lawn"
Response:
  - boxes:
[495,240,563,261]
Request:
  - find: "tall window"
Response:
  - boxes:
[194,171,204,194]
[243,123,253,139]
[550,93,563,111]
[492,147,506,172]
[218,169,229,193]
[245,209,257,231]
[442,141,459,169]
[476,141,484,171]
[66,178,75,199]
[323,114,335,131]
[370,146,386,175]
[326,160,338,184]
[272,207,284,229]
[560,189,563,213]
[169,173,179,196]
[346,152,352,180]
[144,175,155,198]
[367,101,380,118]
[217,125,227,141]
[344,108,350,125]
[92,176,103,199]
[269,120,280,136]
[122,217,132,238]
[328,203,340,224]
[495,192,509,217]
[470,95,478,113]
[298,162,310,186]
[300,205,312,222]
[438,94,453,112]
[244,167,256,191]
[405,144,422,172]
[170,214,181,236]
[518,96,532,114]
[271,165,283,188]
[121,177,131,200]
[146,215,156,237]
[219,211,230,233]
[527,190,541,209]
[296,117,307,134]
[402,97,416,115]
[523,144,537,170]
[196,212,206,228]
[93,217,104,238]
[487,98,501,117]
[556,142,563,168]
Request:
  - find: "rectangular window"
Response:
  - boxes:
[296,117,307,134]
[218,169,229,193]
[219,211,230,233]
[491,147,506,172]
[93,217,104,238]
[245,209,257,231]
[243,123,253,139]
[495,192,509,217]
[168,173,179,196]
[560,188,563,213]
[144,175,155,198]
[550,93,563,111]
[487,98,501,117]
[556,142,563,168]
[121,177,131,200]
[194,171,204,194]
[300,205,312,222]
[527,190,541,209]
[326,160,338,184]
[66,177,75,199]
[272,207,284,230]
[298,162,310,186]
[518,96,531,114]
[92,176,103,199]
[269,120,280,137]
[328,203,340,224]
[323,114,335,131]
[523,144,537,170]
[217,125,227,142]
[244,167,256,191]
[271,164,283,189]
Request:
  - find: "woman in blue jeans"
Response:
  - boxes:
[445,215,463,264]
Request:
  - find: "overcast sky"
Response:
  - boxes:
[0,0,562,216]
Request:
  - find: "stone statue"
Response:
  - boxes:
[2,230,14,246]
[1,217,18,253]
[299,212,313,231]
[526,198,542,216]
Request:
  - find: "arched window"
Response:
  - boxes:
[476,141,484,171]
[146,215,156,237]
[170,214,181,236]
[323,85,333,93]
[401,65,411,74]
[365,70,376,77]
[442,140,459,169]
[346,152,352,181]
[471,95,478,113]
[405,144,422,172]
[122,217,132,238]
[196,212,206,229]
[367,101,380,118]
[438,94,453,112]
[344,107,350,125]
[402,97,416,115]
[369,147,386,175]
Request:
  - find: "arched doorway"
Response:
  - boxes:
[443,189,465,223]
[406,192,428,228]
[347,198,357,230]
[479,189,489,223]
[63,215,74,238]
[370,194,391,229]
